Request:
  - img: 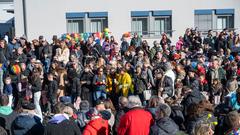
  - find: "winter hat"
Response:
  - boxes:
[95,99,104,106]
[21,101,35,110]
[11,64,21,75]
[99,110,111,120]
[80,100,90,111]
[60,96,72,105]
[228,55,234,61]
[158,103,171,117]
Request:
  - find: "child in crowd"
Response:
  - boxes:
[3,77,13,107]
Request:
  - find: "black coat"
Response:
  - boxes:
[150,117,179,135]
[30,77,42,93]
[44,119,81,135]
[181,90,205,116]
[45,80,58,99]
[0,111,18,135]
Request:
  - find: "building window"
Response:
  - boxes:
[131,17,149,35]
[90,18,108,33]
[217,15,234,30]
[66,19,84,33]
[154,16,172,36]
[194,14,212,31]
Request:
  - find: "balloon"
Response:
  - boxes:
[66,35,71,40]
[104,28,110,33]
[104,32,109,37]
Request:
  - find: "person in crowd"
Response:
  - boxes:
[0,27,239,135]
[0,95,17,135]
[44,102,81,135]
[12,101,44,135]
[224,111,240,134]
[29,68,43,119]
[150,103,179,135]
[194,123,214,135]
[44,73,58,113]
[76,100,90,132]
[116,67,133,97]
[3,77,13,107]
[130,33,142,48]
[118,95,153,135]
[83,108,110,135]
[154,68,173,99]
[93,67,107,101]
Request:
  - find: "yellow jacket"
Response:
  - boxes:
[106,74,120,93]
[117,72,134,97]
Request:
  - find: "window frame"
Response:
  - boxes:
[89,17,108,33]
[131,17,150,36]
[66,18,85,33]
[153,15,172,37]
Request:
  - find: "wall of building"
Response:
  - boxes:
[0,2,14,37]
[14,0,240,44]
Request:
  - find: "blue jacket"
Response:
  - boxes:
[12,113,44,135]
[3,84,13,95]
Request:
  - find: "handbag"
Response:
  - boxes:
[143,89,152,101]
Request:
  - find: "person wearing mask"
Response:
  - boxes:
[118,96,153,135]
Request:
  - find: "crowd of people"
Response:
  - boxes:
[0,27,240,135]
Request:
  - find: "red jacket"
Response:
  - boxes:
[118,108,154,135]
[83,117,109,135]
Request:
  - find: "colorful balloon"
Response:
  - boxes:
[104,28,110,33]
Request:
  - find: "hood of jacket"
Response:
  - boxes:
[0,106,13,115]
[156,117,179,135]
[13,113,40,133]
[48,114,69,124]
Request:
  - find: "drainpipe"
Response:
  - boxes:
[22,0,27,38]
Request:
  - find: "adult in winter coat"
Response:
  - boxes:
[83,109,110,135]
[44,73,58,113]
[44,103,81,135]
[181,87,205,116]
[116,68,133,97]
[120,37,129,56]
[29,69,43,119]
[118,96,153,135]
[155,69,173,99]
[150,103,179,135]
[92,67,107,101]
[0,95,18,135]
[12,101,44,135]
[80,66,94,106]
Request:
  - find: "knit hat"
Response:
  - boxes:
[11,64,21,75]
[80,100,90,111]
[60,96,72,105]
[21,101,35,110]
[99,110,111,120]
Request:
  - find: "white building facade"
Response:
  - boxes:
[14,0,240,44]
